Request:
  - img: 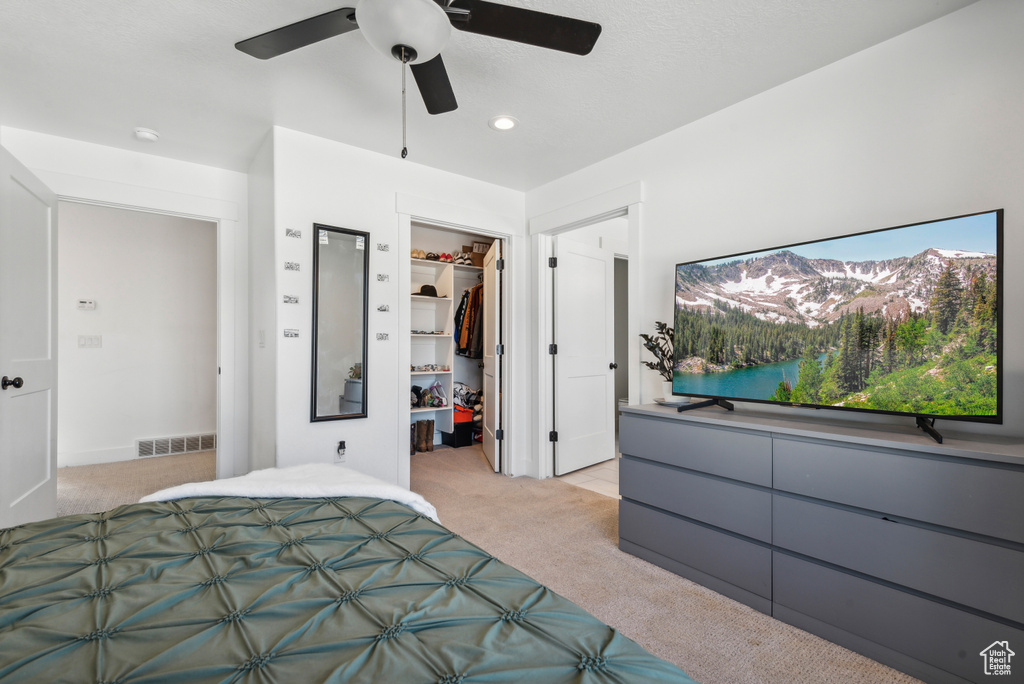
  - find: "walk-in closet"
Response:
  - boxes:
[409,223,504,472]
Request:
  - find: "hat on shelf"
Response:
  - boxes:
[415,284,440,297]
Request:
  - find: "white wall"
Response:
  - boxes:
[247,134,277,472]
[559,216,629,255]
[526,0,1024,439]
[57,202,216,465]
[255,127,526,485]
[0,127,251,476]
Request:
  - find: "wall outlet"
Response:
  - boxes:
[335,440,346,462]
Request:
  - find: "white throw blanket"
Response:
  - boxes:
[140,463,439,523]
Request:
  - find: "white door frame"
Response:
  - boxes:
[395,193,521,489]
[38,174,246,480]
[529,182,643,479]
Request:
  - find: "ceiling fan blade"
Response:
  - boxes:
[449,0,601,56]
[235,7,358,59]
[410,54,459,115]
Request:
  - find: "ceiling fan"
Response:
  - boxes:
[235,0,602,117]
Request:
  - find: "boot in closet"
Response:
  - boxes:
[415,420,428,452]
[425,419,434,452]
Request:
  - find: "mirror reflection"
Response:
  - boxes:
[311,223,369,421]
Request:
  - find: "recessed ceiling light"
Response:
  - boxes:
[133,127,160,143]
[488,115,518,132]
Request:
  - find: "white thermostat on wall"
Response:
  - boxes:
[77,299,96,310]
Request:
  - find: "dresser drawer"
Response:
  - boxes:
[622,457,771,542]
[619,499,771,600]
[619,413,771,486]
[773,495,1024,624]
[774,553,1024,684]
[773,437,1024,544]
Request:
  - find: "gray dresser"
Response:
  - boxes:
[619,404,1024,684]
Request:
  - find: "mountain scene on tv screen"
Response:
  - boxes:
[673,220,999,417]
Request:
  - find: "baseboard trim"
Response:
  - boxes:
[58,446,136,468]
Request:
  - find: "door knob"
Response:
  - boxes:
[2,376,24,390]
[609,363,618,370]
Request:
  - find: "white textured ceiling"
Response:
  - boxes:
[0,0,977,191]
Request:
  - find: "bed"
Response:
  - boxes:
[0,465,697,683]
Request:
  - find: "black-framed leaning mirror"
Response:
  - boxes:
[311,223,369,421]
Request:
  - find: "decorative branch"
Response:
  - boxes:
[640,321,674,381]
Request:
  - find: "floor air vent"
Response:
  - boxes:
[136,433,216,458]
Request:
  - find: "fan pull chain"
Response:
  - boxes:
[401,47,408,159]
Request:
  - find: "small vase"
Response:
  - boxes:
[662,380,674,400]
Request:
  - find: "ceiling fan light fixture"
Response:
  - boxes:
[488,115,519,131]
[355,0,451,65]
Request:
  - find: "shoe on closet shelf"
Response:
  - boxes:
[425,252,439,261]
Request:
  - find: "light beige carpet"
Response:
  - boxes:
[412,445,923,684]
[56,451,216,516]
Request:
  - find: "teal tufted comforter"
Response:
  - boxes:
[0,496,697,683]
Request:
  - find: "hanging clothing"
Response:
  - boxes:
[454,290,470,347]
[456,283,484,358]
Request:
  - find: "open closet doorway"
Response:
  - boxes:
[55,202,218,512]
[409,223,505,474]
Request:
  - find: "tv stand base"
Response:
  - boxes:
[915,416,943,444]
[677,397,734,413]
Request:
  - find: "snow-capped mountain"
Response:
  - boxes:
[676,248,996,327]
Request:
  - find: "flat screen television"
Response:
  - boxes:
[672,209,1002,441]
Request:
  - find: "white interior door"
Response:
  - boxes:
[0,146,58,527]
[553,236,615,476]
[481,240,502,472]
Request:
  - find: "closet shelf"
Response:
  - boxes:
[411,406,452,414]
[411,333,452,338]
[411,370,452,376]
[411,294,452,301]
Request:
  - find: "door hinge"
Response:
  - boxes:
[548,343,557,355]
[496,257,505,271]
[496,429,504,441]
[496,343,504,356]
[549,430,558,442]
[548,256,557,268]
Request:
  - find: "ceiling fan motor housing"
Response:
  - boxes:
[356,0,452,64]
